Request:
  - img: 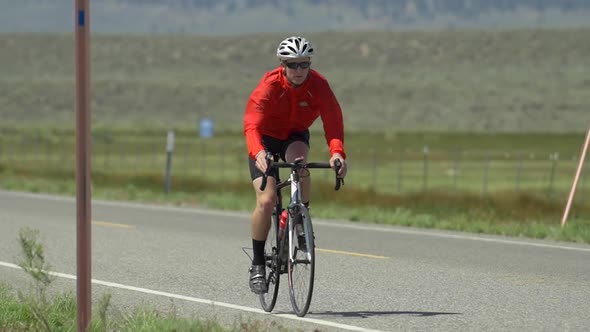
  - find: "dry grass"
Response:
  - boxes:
[1,28,590,132]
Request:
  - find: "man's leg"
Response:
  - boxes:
[249,176,276,294]
[251,176,276,249]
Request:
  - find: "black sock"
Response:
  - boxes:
[304,201,309,208]
[252,239,266,266]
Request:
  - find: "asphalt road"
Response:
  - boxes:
[1,190,589,331]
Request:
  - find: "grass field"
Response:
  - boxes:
[1,28,590,131]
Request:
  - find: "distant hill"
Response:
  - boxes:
[1,0,590,35]
[2,28,590,132]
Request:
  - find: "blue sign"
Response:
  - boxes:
[199,118,214,138]
[78,10,85,27]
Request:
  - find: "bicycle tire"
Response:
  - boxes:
[287,206,315,317]
[259,209,280,312]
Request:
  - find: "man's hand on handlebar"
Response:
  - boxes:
[255,150,271,174]
[329,153,347,179]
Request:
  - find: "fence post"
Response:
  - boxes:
[515,153,523,191]
[548,152,558,198]
[453,148,461,190]
[220,142,225,180]
[135,144,140,175]
[482,153,490,197]
[63,136,69,169]
[45,139,50,167]
[165,130,175,193]
[580,169,586,206]
[237,146,242,179]
[200,140,207,178]
[122,139,127,171]
[397,147,404,193]
[182,142,188,177]
[152,141,157,170]
[371,148,377,191]
[422,145,429,192]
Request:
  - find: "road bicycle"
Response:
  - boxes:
[258,154,343,317]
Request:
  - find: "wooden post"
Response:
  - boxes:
[561,128,590,227]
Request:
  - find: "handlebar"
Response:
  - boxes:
[259,154,344,192]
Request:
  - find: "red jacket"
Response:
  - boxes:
[244,67,346,160]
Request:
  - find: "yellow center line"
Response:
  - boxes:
[92,221,135,229]
[317,248,388,259]
[89,222,384,259]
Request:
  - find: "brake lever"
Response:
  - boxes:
[259,152,273,191]
[334,159,344,191]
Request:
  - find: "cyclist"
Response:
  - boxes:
[243,36,348,294]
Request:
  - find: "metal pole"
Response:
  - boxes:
[200,139,206,178]
[165,130,175,193]
[75,0,91,331]
[561,128,590,227]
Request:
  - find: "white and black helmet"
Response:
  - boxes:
[276,36,314,60]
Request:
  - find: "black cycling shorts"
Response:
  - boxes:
[248,130,310,181]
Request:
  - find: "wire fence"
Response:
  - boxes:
[0,132,588,204]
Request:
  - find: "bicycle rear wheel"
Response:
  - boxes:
[259,210,280,312]
[287,207,315,317]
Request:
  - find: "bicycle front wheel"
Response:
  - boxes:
[287,208,315,317]
[259,211,280,312]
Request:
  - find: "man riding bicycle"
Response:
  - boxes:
[243,36,348,294]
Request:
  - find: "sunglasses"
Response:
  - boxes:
[283,61,311,69]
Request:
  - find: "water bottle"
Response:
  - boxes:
[278,210,288,240]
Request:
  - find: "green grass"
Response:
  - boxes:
[0,278,297,331]
[0,228,289,332]
[1,276,283,331]
[2,161,589,244]
[2,129,589,240]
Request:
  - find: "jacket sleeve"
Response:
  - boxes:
[319,83,346,159]
[244,83,271,160]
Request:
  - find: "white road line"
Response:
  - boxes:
[313,222,590,253]
[2,190,590,253]
[0,261,384,332]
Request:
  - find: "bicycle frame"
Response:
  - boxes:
[276,166,308,264]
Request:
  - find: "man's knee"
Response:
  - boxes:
[256,193,276,213]
[285,141,309,162]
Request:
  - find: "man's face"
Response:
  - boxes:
[282,58,311,86]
